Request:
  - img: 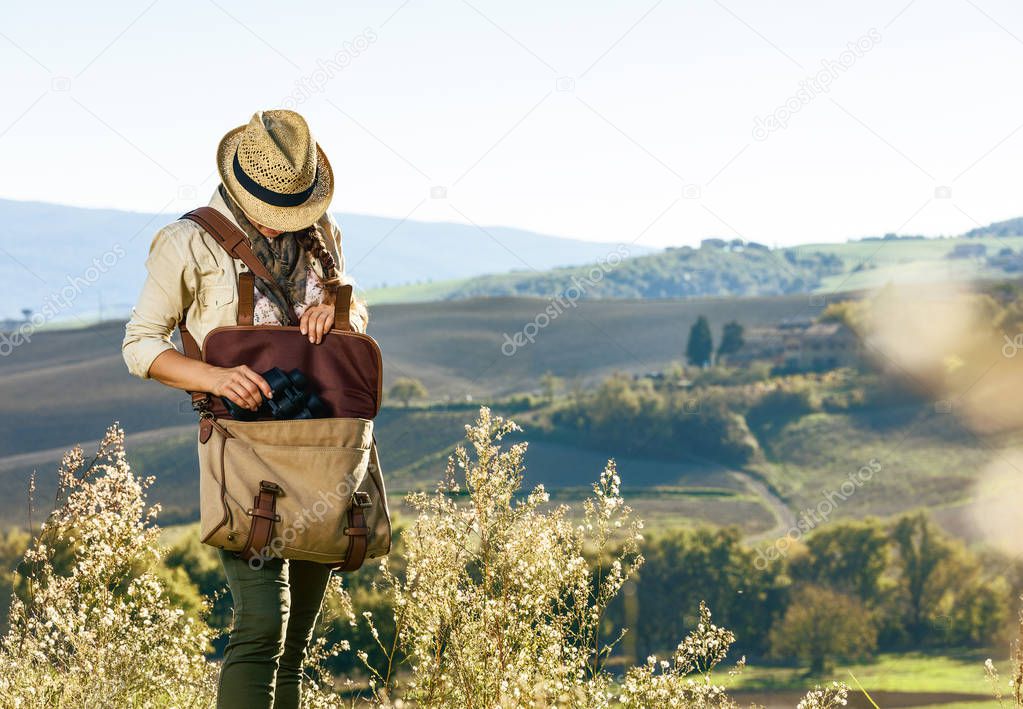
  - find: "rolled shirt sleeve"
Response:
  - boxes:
[121,224,197,379]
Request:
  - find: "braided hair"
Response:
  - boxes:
[295,224,369,331]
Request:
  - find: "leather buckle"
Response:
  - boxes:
[260,480,282,494]
[352,491,372,508]
[247,508,282,522]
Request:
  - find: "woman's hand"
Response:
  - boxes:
[206,364,273,411]
[148,351,271,411]
[300,303,335,344]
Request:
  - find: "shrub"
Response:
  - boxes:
[550,375,757,465]
[745,385,816,439]
[0,424,219,708]
[628,527,784,659]
[346,407,649,706]
[388,377,428,407]
[768,584,877,674]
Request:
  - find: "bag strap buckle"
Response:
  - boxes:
[260,480,283,495]
[352,491,372,508]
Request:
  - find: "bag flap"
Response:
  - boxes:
[202,325,383,420]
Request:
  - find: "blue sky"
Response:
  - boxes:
[1,0,1022,247]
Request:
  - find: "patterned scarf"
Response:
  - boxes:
[219,184,310,325]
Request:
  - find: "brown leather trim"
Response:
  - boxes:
[238,272,255,326]
[208,417,233,439]
[200,325,384,418]
[199,417,213,444]
[180,322,202,359]
[334,284,352,331]
[179,322,212,409]
[237,481,281,562]
[332,500,369,572]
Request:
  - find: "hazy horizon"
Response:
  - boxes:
[1,191,1007,248]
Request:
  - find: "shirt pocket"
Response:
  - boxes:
[197,284,235,309]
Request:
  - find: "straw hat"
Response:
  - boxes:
[216,110,334,232]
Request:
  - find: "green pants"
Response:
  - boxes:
[216,549,334,709]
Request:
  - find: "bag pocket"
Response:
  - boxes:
[222,416,373,448]
[199,417,374,561]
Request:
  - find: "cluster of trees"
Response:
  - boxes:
[685,316,744,368]
[550,372,759,465]
[614,513,1011,673]
[549,368,926,467]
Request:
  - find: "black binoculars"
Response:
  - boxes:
[222,367,329,421]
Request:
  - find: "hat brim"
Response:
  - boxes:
[216,125,334,232]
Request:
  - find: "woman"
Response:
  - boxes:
[122,109,366,709]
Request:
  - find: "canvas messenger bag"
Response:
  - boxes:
[177,207,391,571]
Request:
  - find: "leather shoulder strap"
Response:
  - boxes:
[334,283,353,331]
[182,207,271,282]
[238,272,255,326]
[181,207,299,324]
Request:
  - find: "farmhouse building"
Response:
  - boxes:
[734,318,861,371]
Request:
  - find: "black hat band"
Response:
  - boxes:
[233,149,318,208]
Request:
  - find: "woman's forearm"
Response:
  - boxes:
[147,348,221,394]
[148,349,272,412]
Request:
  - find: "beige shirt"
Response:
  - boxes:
[121,187,364,380]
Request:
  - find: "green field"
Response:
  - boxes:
[748,408,1007,527]
[364,277,470,304]
[5,229,1022,705]
[727,651,1008,708]
[797,235,1023,293]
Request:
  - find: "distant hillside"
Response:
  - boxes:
[368,230,1023,303]
[434,241,842,299]
[0,197,649,321]
[963,216,1023,238]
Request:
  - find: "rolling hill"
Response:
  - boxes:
[0,286,1013,545]
[0,292,829,528]
[367,230,1023,303]
[1,287,1019,556]
[964,216,1023,238]
[380,241,843,301]
[0,293,822,457]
